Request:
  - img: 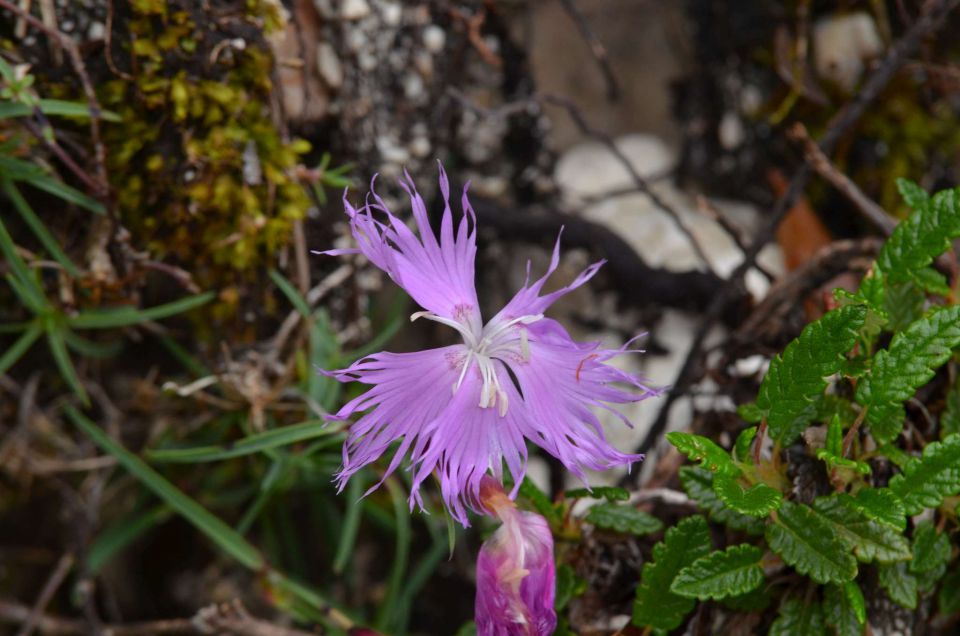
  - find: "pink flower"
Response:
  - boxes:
[321,165,658,525]
[475,477,556,636]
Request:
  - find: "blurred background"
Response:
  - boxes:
[1,0,959,634]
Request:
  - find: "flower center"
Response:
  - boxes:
[411,310,543,415]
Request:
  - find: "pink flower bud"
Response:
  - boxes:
[475,477,557,635]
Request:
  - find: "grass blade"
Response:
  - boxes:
[68,291,215,329]
[0,322,42,375]
[86,505,173,574]
[0,214,47,308]
[146,420,332,463]
[2,178,81,277]
[47,328,88,404]
[374,477,412,632]
[0,99,121,121]
[65,406,265,570]
[332,472,366,574]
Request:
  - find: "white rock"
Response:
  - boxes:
[422,25,446,53]
[341,0,371,20]
[380,1,402,27]
[813,12,883,92]
[408,136,431,158]
[316,42,343,88]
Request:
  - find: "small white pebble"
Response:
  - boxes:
[422,25,445,53]
[341,0,371,20]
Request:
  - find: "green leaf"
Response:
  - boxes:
[766,501,858,584]
[823,582,866,636]
[0,155,105,214]
[146,421,332,463]
[47,328,88,404]
[633,515,711,630]
[670,544,765,600]
[2,178,80,277]
[738,402,763,423]
[856,306,960,442]
[564,486,629,501]
[721,586,772,612]
[68,292,215,329]
[269,269,312,317]
[770,597,827,636]
[938,568,960,617]
[0,322,42,376]
[757,305,867,445]
[0,212,46,307]
[815,448,871,475]
[811,494,911,563]
[712,474,783,517]
[733,426,758,463]
[876,185,960,289]
[554,564,577,611]
[941,378,960,439]
[910,521,951,574]
[65,407,265,570]
[849,488,906,531]
[883,280,926,333]
[518,478,562,526]
[585,503,663,536]
[86,505,173,574]
[878,561,918,609]
[826,415,843,456]
[665,431,737,475]
[678,466,764,535]
[888,433,960,515]
[0,99,121,121]
[896,178,930,210]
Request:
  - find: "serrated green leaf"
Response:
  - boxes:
[876,185,960,289]
[879,561,918,609]
[766,502,858,584]
[770,597,827,636]
[882,280,926,333]
[678,467,764,535]
[812,494,910,563]
[554,564,578,611]
[585,503,663,536]
[757,305,867,445]
[815,448,871,475]
[896,178,930,210]
[721,586,772,612]
[671,544,764,600]
[563,486,629,501]
[849,488,906,531]
[738,402,763,423]
[713,474,783,517]
[518,478,562,525]
[823,583,866,636]
[942,378,960,440]
[666,431,737,475]
[938,568,960,616]
[734,426,758,463]
[888,433,960,514]
[857,306,960,442]
[633,516,711,630]
[813,395,859,427]
[877,443,914,470]
[911,521,951,574]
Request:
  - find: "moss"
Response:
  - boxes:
[100,0,309,303]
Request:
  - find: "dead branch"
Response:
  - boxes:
[556,0,621,100]
[542,94,718,274]
[787,122,897,236]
